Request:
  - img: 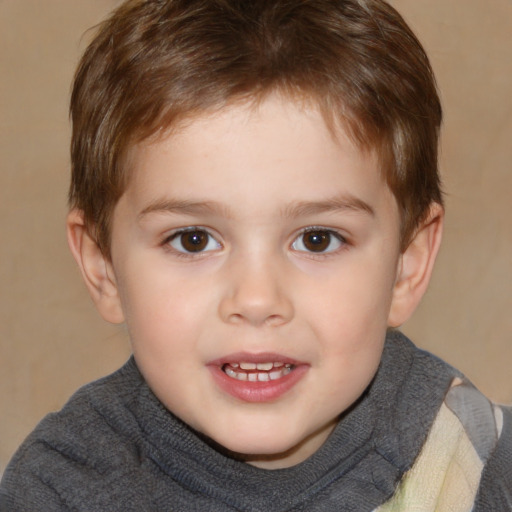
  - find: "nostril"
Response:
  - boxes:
[226,312,244,324]
[265,314,288,327]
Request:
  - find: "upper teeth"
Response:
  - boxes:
[224,364,292,382]
[238,362,286,370]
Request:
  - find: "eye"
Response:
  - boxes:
[291,229,345,253]
[167,228,221,254]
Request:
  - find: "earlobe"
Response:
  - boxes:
[66,209,125,324]
[388,203,444,327]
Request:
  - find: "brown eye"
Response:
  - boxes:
[169,229,220,254]
[181,231,208,252]
[303,231,331,252]
[292,229,344,253]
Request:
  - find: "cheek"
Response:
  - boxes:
[116,262,216,349]
[304,259,396,331]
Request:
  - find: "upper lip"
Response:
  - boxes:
[208,351,304,367]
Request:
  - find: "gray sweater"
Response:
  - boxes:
[1,331,511,511]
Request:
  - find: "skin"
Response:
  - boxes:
[68,96,443,469]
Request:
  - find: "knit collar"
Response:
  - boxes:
[123,331,454,511]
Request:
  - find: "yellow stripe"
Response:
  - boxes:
[376,403,484,512]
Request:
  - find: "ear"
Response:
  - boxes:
[66,209,125,324]
[388,203,444,327]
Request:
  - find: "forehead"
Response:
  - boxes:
[122,96,395,221]
[129,93,381,170]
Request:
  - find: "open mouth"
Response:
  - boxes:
[209,355,307,402]
[222,362,294,382]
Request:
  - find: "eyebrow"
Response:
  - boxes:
[281,195,375,218]
[138,194,374,221]
[138,199,233,220]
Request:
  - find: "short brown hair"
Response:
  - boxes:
[70,0,442,257]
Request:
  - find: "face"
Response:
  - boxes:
[108,97,403,468]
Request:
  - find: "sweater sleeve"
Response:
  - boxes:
[473,405,512,511]
[0,440,69,512]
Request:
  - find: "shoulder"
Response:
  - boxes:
[408,344,512,509]
[474,404,512,510]
[376,374,512,511]
[0,358,150,511]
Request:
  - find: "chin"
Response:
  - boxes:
[204,419,330,469]
[200,421,297,457]
[219,430,294,455]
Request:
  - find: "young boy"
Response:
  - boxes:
[1,0,510,510]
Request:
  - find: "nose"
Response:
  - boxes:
[218,255,294,327]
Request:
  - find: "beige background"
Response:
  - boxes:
[1,0,511,475]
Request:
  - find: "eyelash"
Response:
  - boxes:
[161,226,349,258]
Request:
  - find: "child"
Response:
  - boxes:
[1,0,510,510]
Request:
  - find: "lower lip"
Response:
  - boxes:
[208,364,309,403]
